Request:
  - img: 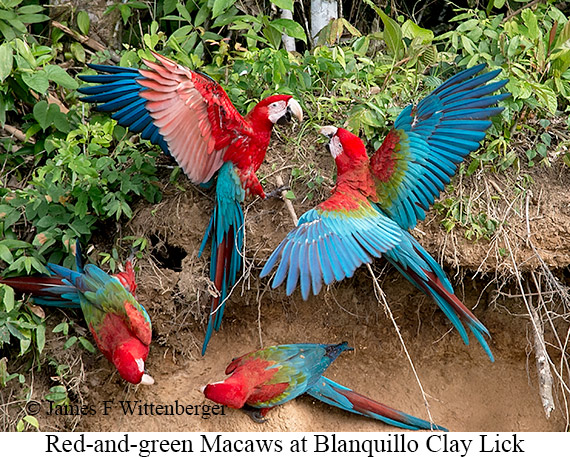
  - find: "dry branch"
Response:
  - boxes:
[528,288,555,418]
[275,174,299,226]
[2,125,35,144]
[51,20,120,63]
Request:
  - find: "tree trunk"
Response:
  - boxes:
[281,8,296,52]
[310,0,338,40]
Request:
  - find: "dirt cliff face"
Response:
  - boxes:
[6,132,569,432]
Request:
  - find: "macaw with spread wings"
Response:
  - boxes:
[78,52,302,354]
[261,65,509,361]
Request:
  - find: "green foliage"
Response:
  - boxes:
[16,415,39,432]
[1,118,161,271]
[0,284,46,358]
[0,0,49,41]
[434,195,500,241]
[438,4,570,117]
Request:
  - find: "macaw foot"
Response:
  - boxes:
[265,184,290,200]
[241,405,268,423]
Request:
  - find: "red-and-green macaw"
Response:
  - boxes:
[202,342,447,430]
[78,51,303,355]
[261,65,510,361]
[1,244,153,385]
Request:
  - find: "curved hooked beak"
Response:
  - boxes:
[319,126,338,155]
[277,98,303,125]
[140,371,155,385]
[319,125,338,139]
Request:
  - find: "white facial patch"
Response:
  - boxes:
[329,135,343,158]
[136,358,144,372]
[267,101,288,123]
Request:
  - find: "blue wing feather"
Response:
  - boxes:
[78,65,169,156]
[261,196,403,300]
[374,65,510,231]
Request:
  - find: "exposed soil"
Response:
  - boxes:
[4,131,570,433]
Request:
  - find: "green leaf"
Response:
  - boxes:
[45,385,68,403]
[6,321,25,340]
[0,357,8,387]
[555,21,570,48]
[70,42,85,62]
[20,333,31,354]
[21,70,49,93]
[0,43,13,82]
[16,5,44,14]
[79,337,96,353]
[163,0,178,15]
[44,65,78,89]
[378,10,402,58]
[0,244,13,263]
[0,10,17,21]
[212,0,236,18]
[0,20,15,42]
[521,9,539,41]
[77,10,90,35]
[36,324,45,353]
[63,335,77,349]
[402,20,434,44]
[33,100,49,129]
[17,13,49,24]
[176,2,194,23]
[271,0,293,11]
[531,83,557,114]
[361,0,401,57]
[23,415,39,430]
[1,284,15,313]
[52,322,69,335]
[1,239,31,250]
[461,35,476,55]
[284,190,296,200]
[270,18,307,42]
[14,37,35,66]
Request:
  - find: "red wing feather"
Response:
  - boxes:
[137,51,251,184]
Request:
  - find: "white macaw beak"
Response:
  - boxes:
[319,125,338,138]
[287,98,303,123]
[319,126,342,158]
[140,373,155,385]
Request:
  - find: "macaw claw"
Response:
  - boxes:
[265,184,290,200]
[242,405,267,423]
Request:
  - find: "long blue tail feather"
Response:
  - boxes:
[307,377,448,431]
[384,231,493,361]
[200,163,245,355]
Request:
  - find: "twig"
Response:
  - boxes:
[51,20,120,63]
[2,125,35,144]
[48,94,69,114]
[502,0,543,23]
[366,263,438,429]
[275,174,299,226]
